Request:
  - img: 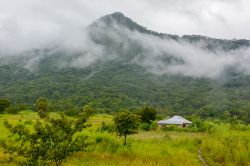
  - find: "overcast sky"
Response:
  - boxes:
[1,0,250,78]
[0,0,250,54]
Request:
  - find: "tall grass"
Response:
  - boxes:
[0,113,249,166]
[200,123,250,166]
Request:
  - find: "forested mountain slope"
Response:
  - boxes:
[1,12,250,122]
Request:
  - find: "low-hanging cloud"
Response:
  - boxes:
[100,25,250,79]
[1,0,250,79]
[0,0,250,55]
[68,19,250,79]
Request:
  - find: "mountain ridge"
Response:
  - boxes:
[96,12,250,43]
[90,12,250,52]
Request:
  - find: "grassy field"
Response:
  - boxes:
[0,111,249,166]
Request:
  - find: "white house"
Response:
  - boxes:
[157,115,192,128]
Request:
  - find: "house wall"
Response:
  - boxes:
[157,123,191,128]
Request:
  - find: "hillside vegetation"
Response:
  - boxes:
[1,13,250,122]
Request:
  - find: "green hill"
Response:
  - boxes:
[0,12,250,122]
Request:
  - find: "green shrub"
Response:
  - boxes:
[64,108,80,117]
[24,120,33,125]
[0,98,10,114]
[150,121,158,130]
[4,106,20,114]
[18,104,30,111]
[140,123,151,131]
[97,122,116,133]
[137,107,157,123]
[189,119,217,132]
[1,112,91,166]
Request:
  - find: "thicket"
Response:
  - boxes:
[0,109,93,165]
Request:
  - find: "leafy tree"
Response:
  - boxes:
[0,112,90,165]
[0,99,10,114]
[140,122,151,131]
[113,110,140,145]
[18,104,29,111]
[83,104,95,117]
[137,107,157,124]
[35,98,49,119]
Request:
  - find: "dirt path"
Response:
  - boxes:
[198,149,208,166]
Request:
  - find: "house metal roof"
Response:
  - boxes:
[157,115,192,125]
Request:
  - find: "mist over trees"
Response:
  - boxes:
[0,13,250,123]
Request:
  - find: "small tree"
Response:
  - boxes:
[113,110,140,145]
[0,99,10,114]
[1,112,90,166]
[35,97,49,119]
[137,107,157,124]
[83,104,95,117]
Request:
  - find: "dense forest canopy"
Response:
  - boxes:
[1,12,250,123]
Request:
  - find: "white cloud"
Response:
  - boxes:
[91,24,250,78]
[125,30,246,78]
[0,0,250,79]
[0,0,249,54]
